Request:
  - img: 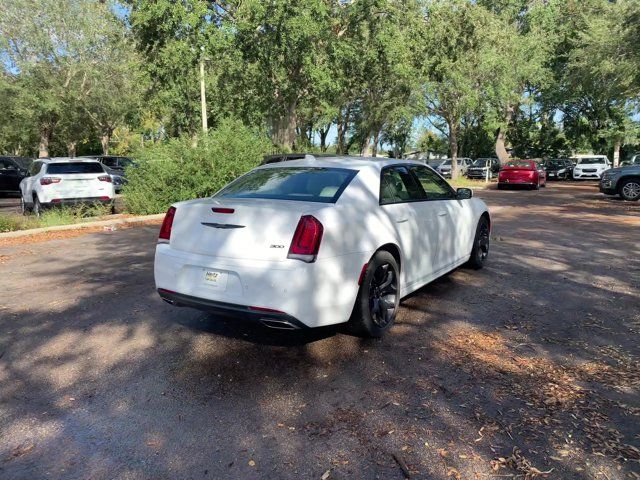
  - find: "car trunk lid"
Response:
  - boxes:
[170,198,326,261]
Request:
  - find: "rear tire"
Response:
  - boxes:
[619,178,640,201]
[467,216,490,270]
[20,197,29,215]
[349,251,400,338]
[33,196,42,217]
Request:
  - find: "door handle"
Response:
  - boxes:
[438,211,448,217]
[396,218,409,223]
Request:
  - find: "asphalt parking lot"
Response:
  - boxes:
[0,182,638,480]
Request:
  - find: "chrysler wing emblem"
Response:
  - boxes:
[201,222,245,229]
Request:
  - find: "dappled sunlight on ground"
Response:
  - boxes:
[0,183,638,479]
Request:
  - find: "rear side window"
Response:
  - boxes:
[46,162,105,174]
[215,167,357,203]
[29,162,42,176]
[380,166,425,204]
[102,157,118,167]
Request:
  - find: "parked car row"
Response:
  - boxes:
[434,157,501,179]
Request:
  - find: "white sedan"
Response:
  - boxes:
[154,155,490,337]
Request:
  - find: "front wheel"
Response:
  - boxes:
[619,178,640,201]
[467,217,490,269]
[349,251,400,338]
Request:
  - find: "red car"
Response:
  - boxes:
[497,160,547,190]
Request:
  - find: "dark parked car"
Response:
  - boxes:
[87,155,136,193]
[619,154,639,167]
[543,158,574,180]
[466,158,500,179]
[600,164,640,201]
[0,156,32,196]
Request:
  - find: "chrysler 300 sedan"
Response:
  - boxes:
[155,155,490,337]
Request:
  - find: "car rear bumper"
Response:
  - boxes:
[154,244,367,328]
[157,289,309,330]
[498,179,535,186]
[43,197,114,207]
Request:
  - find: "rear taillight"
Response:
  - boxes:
[288,215,323,263]
[158,206,176,243]
[40,177,61,185]
[98,175,112,183]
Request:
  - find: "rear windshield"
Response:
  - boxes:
[215,167,358,203]
[576,157,607,165]
[504,160,532,168]
[46,162,105,174]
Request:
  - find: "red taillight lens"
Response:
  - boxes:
[212,207,234,214]
[98,175,112,183]
[40,177,61,185]
[158,206,176,243]
[288,215,323,262]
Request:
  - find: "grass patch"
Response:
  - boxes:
[0,204,114,233]
[449,177,497,189]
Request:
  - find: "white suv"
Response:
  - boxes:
[20,158,115,215]
[571,155,611,180]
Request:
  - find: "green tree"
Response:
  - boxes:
[0,0,142,156]
[419,0,502,177]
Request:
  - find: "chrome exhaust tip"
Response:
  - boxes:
[260,318,300,330]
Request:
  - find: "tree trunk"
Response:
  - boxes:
[360,134,372,157]
[101,127,114,155]
[372,128,381,157]
[271,99,297,152]
[613,138,621,167]
[38,126,53,158]
[319,124,330,152]
[67,141,77,158]
[448,119,459,180]
[495,105,515,164]
[337,105,351,154]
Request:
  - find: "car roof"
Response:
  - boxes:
[258,154,426,172]
[36,157,102,164]
[572,154,607,158]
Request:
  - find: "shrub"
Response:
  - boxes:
[123,119,273,214]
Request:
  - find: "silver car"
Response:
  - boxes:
[436,158,472,178]
[600,164,640,201]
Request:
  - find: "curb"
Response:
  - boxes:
[0,213,165,239]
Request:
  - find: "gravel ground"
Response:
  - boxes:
[0,182,638,480]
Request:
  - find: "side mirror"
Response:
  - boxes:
[456,187,473,200]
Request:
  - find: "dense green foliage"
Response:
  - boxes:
[123,120,272,214]
[0,0,639,179]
